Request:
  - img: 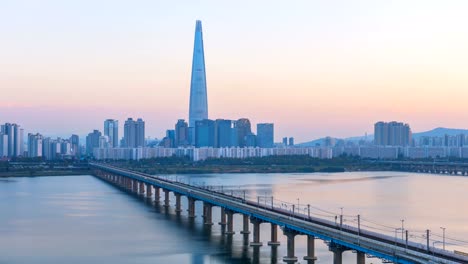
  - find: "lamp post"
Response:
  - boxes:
[339,207,343,229]
[440,227,446,250]
[401,219,405,240]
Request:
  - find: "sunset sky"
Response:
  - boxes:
[1,0,468,142]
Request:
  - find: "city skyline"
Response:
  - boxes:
[2,1,468,141]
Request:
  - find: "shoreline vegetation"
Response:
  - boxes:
[1,155,444,177]
[0,156,381,177]
[114,156,388,175]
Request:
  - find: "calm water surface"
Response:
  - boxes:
[0,171,467,264]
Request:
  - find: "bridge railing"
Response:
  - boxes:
[188,182,468,255]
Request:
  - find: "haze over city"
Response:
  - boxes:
[2,0,468,141]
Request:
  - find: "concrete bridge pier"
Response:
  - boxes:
[303,235,317,263]
[174,193,182,213]
[146,183,152,198]
[124,178,129,189]
[218,207,227,226]
[329,243,349,264]
[225,210,235,235]
[154,186,160,202]
[139,182,145,195]
[203,202,213,225]
[282,229,298,263]
[240,214,250,234]
[163,189,170,207]
[187,197,196,218]
[249,218,264,247]
[356,251,365,264]
[268,224,280,246]
[132,180,138,193]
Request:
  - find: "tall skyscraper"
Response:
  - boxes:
[374,121,412,146]
[189,20,208,128]
[104,119,119,147]
[257,123,274,148]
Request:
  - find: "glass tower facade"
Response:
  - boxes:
[189,20,208,128]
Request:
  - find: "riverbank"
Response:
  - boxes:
[0,169,91,177]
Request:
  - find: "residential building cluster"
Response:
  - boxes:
[0,122,80,160]
[93,146,332,161]
[333,146,468,159]
[159,118,277,149]
[87,117,289,159]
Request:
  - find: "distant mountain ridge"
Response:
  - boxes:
[298,127,468,146]
[412,127,468,138]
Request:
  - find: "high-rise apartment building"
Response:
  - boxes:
[0,133,7,157]
[104,119,119,147]
[195,119,215,147]
[0,123,24,157]
[175,119,189,147]
[374,121,412,146]
[86,130,102,155]
[214,119,237,147]
[123,118,145,148]
[234,118,252,147]
[257,123,274,148]
[27,133,43,158]
[189,20,209,128]
[245,133,257,147]
[70,134,80,157]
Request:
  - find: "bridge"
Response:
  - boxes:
[90,163,468,264]
[372,160,468,175]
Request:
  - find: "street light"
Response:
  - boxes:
[440,227,446,250]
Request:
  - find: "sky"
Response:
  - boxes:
[1,0,468,142]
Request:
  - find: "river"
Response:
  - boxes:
[0,171,467,263]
